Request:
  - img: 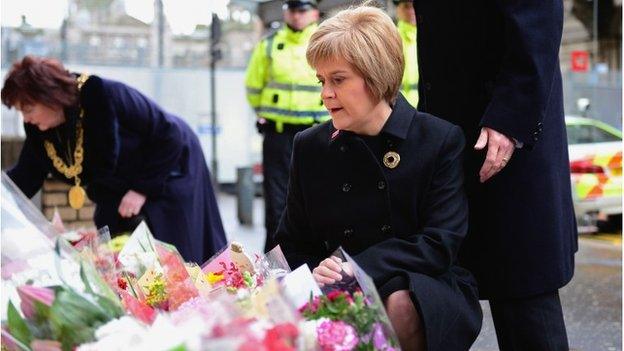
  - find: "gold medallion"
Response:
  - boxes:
[68,185,86,210]
[45,73,90,211]
[383,151,400,169]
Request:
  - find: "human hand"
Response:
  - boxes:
[118,190,147,218]
[474,127,515,183]
[312,256,344,287]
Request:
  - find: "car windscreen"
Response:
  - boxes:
[567,124,622,145]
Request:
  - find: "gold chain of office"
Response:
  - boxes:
[43,72,90,209]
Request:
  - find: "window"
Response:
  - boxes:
[567,124,621,145]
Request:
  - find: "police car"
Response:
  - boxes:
[566,116,622,233]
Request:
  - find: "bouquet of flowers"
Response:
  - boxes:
[200,243,291,296]
[114,222,200,317]
[298,248,400,351]
[2,246,125,351]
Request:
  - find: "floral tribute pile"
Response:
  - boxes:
[1,172,401,351]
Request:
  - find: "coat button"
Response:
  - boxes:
[538,122,543,127]
[342,183,352,192]
[377,181,386,190]
[425,82,432,90]
[344,228,354,238]
[533,136,539,142]
[381,224,392,234]
[340,145,347,152]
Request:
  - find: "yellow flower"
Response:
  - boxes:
[108,235,130,253]
[207,272,224,285]
[145,274,167,307]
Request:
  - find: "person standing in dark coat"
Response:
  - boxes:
[275,6,482,350]
[412,1,577,349]
[1,56,227,264]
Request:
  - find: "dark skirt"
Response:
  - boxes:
[379,266,482,351]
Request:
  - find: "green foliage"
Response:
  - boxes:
[167,344,189,351]
[301,291,378,335]
[49,289,112,351]
[79,261,124,318]
[7,301,32,348]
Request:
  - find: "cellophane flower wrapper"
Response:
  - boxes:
[1,173,82,319]
[64,226,121,296]
[154,244,199,311]
[3,249,125,350]
[76,314,204,351]
[303,247,401,351]
[200,285,307,351]
[115,221,204,313]
[1,173,131,350]
[255,245,292,282]
[200,242,262,295]
[117,221,162,280]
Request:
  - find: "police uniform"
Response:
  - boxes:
[396,11,419,107]
[245,0,329,252]
[276,94,482,350]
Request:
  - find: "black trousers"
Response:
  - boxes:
[262,128,297,253]
[489,290,569,351]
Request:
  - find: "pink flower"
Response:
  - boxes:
[156,245,199,310]
[17,285,55,320]
[371,323,395,351]
[317,320,359,351]
[120,290,156,325]
[30,339,62,351]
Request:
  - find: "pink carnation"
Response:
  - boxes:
[317,320,359,351]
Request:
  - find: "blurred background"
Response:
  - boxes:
[0,1,622,350]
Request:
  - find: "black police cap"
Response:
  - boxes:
[283,0,318,10]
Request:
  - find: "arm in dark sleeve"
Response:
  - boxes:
[108,82,184,198]
[480,0,563,148]
[354,126,468,284]
[82,78,126,201]
[7,137,48,198]
[274,133,326,270]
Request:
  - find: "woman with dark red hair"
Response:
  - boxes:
[2,55,226,263]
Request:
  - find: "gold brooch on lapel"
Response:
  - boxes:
[383,151,400,169]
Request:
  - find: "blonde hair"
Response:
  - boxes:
[306,4,404,104]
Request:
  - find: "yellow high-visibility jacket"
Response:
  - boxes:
[398,20,419,108]
[245,23,329,132]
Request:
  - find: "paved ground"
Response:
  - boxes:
[218,193,622,351]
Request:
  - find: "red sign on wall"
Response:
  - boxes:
[571,50,590,72]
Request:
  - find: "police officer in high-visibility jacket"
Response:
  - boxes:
[245,0,329,252]
[394,0,419,107]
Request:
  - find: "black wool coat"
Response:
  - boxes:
[276,94,482,351]
[413,0,578,299]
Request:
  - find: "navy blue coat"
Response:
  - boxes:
[276,95,482,351]
[413,0,578,298]
[8,75,226,264]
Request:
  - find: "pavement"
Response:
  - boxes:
[217,192,622,351]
